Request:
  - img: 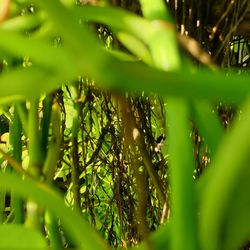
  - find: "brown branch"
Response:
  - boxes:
[177,34,218,71]
[119,96,166,205]
[85,127,108,166]
[71,135,81,209]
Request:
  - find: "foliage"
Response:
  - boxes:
[0,0,250,250]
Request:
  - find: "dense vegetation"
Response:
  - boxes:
[0,0,250,249]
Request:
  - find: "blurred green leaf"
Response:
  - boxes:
[0,224,47,249]
[199,98,250,250]
[191,101,224,157]
[0,29,74,74]
[0,14,43,32]
[221,163,250,250]
[116,32,152,64]
[0,172,110,250]
[0,67,55,101]
[72,5,153,44]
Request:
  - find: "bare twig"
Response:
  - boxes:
[177,34,218,71]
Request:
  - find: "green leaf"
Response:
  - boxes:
[0,224,47,249]
[1,2,250,105]
[0,14,42,32]
[199,98,250,250]
[0,29,74,74]
[221,164,250,250]
[116,32,152,64]
[0,172,110,250]
[191,101,224,157]
[0,67,47,101]
[72,5,153,44]
[139,1,199,249]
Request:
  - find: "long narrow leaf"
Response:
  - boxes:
[0,67,60,101]
[0,172,109,250]
[199,98,250,250]
[0,29,74,75]
[191,101,224,157]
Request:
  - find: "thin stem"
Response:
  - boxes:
[41,95,53,157]
[71,100,81,210]
[43,102,61,182]
[25,100,44,229]
[28,100,44,173]
[10,106,24,223]
[45,211,62,250]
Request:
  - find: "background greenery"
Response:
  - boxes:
[0,0,250,249]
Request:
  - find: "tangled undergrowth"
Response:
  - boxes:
[0,0,250,249]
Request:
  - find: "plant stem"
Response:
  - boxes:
[45,210,62,250]
[25,99,44,229]
[43,102,61,182]
[43,102,63,249]
[139,1,199,249]
[28,99,44,173]
[71,100,81,210]
[41,95,53,157]
[10,106,24,223]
